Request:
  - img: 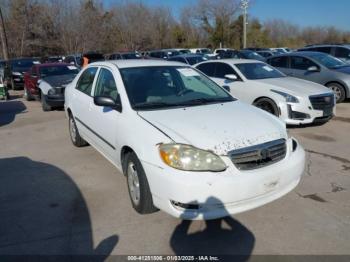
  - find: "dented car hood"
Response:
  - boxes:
[138,101,287,155]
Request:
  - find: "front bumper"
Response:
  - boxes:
[278,100,335,125]
[44,94,65,107]
[143,138,305,220]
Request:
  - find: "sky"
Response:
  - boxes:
[105,0,350,31]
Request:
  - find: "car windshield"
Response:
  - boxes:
[200,49,211,54]
[307,53,346,69]
[121,53,141,59]
[40,65,79,77]
[179,49,190,54]
[235,63,286,80]
[120,66,234,110]
[241,51,265,60]
[11,59,36,71]
[186,56,207,65]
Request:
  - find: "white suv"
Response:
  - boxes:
[65,60,305,220]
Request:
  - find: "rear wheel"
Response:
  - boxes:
[326,83,346,103]
[253,98,279,116]
[68,113,87,147]
[124,152,157,214]
[23,86,33,101]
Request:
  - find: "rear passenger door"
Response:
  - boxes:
[73,67,99,142]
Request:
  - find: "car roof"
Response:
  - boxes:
[197,58,264,64]
[170,54,204,58]
[35,63,71,68]
[89,59,187,69]
[270,51,326,57]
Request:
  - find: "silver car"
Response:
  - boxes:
[267,52,350,103]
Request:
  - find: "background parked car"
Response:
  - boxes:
[33,63,79,111]
[9,58,40,90]
[195,59,335,125]
[167,54,208,65]
[107,52,141,60]
[267,51,350,103]
[256,51,277,58]
[64,52,104,68]
[148,49,181,59]
[298,44,350,63]
[23,63,78,103]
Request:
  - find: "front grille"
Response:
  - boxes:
[228,139,286,170]
[309,94,334,110]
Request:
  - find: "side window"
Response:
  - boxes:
[76,67,98,96]
[214,63,235,78]
[196,63,215,77]
[335,47,350,59]
[94,68,119,101]
[315,47,332,54]
[268,56,288,68]
[290,56,317,70]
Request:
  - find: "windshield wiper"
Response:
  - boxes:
[133,101,175,109]
[177,97,233,106]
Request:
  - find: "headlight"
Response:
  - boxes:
[48,88,56,95]
[159,144,227,172]
[271,89,299,103]
[12,71,22,76]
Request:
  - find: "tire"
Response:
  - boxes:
[326,83,346,103]
[41,94,52,111]
[124,152,157,214]
[23,86,33,101]
[11,79,15,90]
[253,97,279,116]
[68,113,87,147]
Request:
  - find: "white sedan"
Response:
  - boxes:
[65,60,305,220]
[195,59,335,125]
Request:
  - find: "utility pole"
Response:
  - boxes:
[241,0,249,49]
[0,7,9,60]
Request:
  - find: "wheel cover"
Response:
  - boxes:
[329,85,341,101]
[127,162,140,206]
[69,118,77,143]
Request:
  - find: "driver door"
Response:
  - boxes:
[89,67,122,164]
[290,56,321,83]
[210,62,249,102]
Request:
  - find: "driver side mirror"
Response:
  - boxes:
[94,96,122,112]
[307,66,319,72]
[224,74,238,81]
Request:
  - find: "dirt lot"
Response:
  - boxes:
[0,91,349,257]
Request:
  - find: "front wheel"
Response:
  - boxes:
[253,98,279,117]
[41,94,52,111]
[124,152,157,214]
[326,83,346,103]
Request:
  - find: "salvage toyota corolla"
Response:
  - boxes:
[64,60,305,220]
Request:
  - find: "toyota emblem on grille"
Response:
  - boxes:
[324,96,331,103]
[259,148,270,160]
